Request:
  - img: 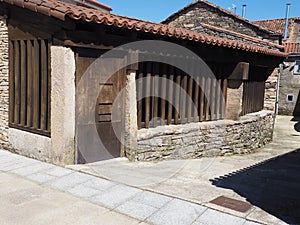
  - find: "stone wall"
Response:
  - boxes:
[278,60,300,116]
[264,68,279,112]
[0,16,10,150]
[136,110,274,161]
[166,2,278,43]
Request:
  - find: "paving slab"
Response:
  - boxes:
[146,198,206,225]
[194,208,246,225]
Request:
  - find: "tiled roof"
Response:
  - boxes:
[284,43,300,54]
[162,0,282,36]
[253,18,300,35]
[0,0,287,57]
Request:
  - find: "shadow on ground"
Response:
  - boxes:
[211,149,300,225]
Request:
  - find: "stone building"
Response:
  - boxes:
[0,0,285,165]
[162,0,292,113]
[254,18,300,116]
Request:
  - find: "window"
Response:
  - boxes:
[9,39,51,136]
[294,60,300,75]
[286,94,294,103]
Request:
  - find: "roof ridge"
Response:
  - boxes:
[162,0,282,36]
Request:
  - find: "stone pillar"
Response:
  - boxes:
[226,62,249,120]
[50,46,76,165]
[0,16,10,150]
[123,70,138,161]
[226,80,244,120]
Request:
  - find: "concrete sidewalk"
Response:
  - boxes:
[68,116,300,225]
[0,149,261,225]
[0,115,298,225]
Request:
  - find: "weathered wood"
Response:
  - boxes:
[199,76,205,122]
[160,63,167,125]
[221,78,227,119]
[180,73,188,123]
[152,63,159,127]
[194,75,200,122]
[187,74,194,123]
[26,40,33,127]
[167,66,174,125]
[145,62,152,128]
[32,39,40,129]
[174,69,181,124]
[137,63,143,129]
[20,40,27,126]
[40,40,48,130]
[205,77,211,121]
[14,40,20,125]
[215,79,221,120]
[9,41,15,124]
[210,77,216,120]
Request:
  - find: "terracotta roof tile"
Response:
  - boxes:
[253,18,300,35]
[284,43,300,54]
[0,0,287,57]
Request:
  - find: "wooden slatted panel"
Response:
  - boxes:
[180,72,188,123]
[152,63,159,127]
[9,38,51,136]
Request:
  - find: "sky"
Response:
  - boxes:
[99,0,300,22]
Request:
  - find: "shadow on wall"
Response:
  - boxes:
[210,149,300,224]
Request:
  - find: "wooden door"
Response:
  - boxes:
[76,50,126,163]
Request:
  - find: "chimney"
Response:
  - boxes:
[242,4,247,18]
[284,3,291,40]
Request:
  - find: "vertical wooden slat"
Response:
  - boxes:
[180,72,188,123]
[137,63,143,129]
[152,63,159,127]
[193,73,200,122]
[221,78,227,119]
[32,39,40,129]
[9,41,15,124]
[26,40,33,127]
[20,40,27,126]
[40,40,48,130]
[205,77,211,120]
[47,41,51,132]
[160,63,167,125]
[174,68,180,124]
[187,67,194,123]
[215,79,221,120]
[167,65,174,125]
[14,40,20,125]
[145,62,151,128]
[199,76,205,122]
[210,77,216,120]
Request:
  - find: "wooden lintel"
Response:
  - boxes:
[228,62,249,80]
[64,40,114,50]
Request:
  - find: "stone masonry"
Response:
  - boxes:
[136,111,274,161]
[165,2,279,43]
[0,16,10,150]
